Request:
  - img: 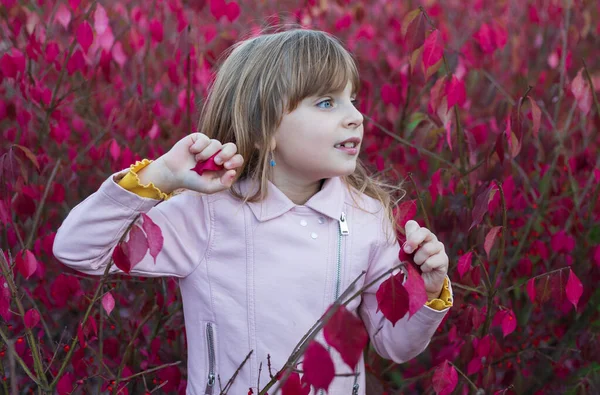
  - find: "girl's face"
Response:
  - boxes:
[272,81,364,184]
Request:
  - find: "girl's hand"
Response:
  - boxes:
[402,220,449,300]
[159,132,244,194]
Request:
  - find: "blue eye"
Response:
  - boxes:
[317,99,333,109]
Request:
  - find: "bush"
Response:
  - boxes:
[1,0,599,394]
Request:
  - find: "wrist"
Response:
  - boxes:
[426,289,442,301]
[136,158,178,194]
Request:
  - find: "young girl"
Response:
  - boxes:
[53,29,453,395]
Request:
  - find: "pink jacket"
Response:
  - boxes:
[53,167,453,395]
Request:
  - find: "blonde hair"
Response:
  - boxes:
[196,28,406,240]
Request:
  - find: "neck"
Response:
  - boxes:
[270,172,324,205]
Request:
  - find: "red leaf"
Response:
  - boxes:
[394,200,417,229]
[566,269,583,311]
[24,308,40,329]
[323,305,368,369]
[16,250,38,279]
[381,84,401,107]
[76,21,93,53]
[484,226,502,259]
[422,30,443,79]
[102,292,115,316]
[402,9,426,53]
[112,243,131,273]
[149,19,164,43]
[77,323,85,348]
[302,341,334,392]
[57,373,74,395]
[445,76,466,108]
[432,360,458,395]
[467,356,482,375]
[501,309,516,337]
[528,97,541,138]
[126,225,149,267]
[376,272,409,326]
[404,262,428,316]
[281,371,310,395]
[469,183,497,231]
[190,151,225,176]
[141,213,164,265]
[570,68,592,116]
[457,252,473,279]
[109,139,120,162]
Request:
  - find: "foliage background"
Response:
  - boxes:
[1,0,599,393]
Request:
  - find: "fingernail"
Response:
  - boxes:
[404,244,413,253]
[214,157,222,164]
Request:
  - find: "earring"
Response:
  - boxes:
[269,150,276,167]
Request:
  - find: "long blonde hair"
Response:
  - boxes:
[196,28,406,240]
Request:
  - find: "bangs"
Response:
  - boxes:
[282,30,360,111]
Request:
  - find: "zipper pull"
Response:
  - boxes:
[339,212,349,235]
[204,374,215,395]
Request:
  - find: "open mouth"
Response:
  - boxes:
[334,142,357,148]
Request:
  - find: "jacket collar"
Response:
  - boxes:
[236,177,346,222]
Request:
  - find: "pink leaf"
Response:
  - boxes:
[55,4,71,29]
[94,4,109,35]
[528,97,541,138]
[457,252,473,279]
[445,76,466,108]
[302,341,335,392]
[102,292,115,316]
[281,372,310,395]
[225,1,240,22]
[404,262,428,316]
[376,271,409,326]
[566,268,583,311]
[190,151,225,175]
[149,19,164,43]
[571,68,592,116]
[323,305,368,369]
[77,323,85,348]
[526,278,536,303]
[141,213,164,265]
[381,84,401,107]
[501,309,517,337]
[69,0,80,11]
[126,225,149,267]
[432,360,458,395]
[467,356,482,375]
[76,21,94,53]
[66,49,86,76]
[109,139,120,162]
[394,200,417,228]
[484,226,502,259]
[16,250,38,279]
[24,308,40,328]
[422,30,443,72]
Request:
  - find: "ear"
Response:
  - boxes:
[269,136,277,151]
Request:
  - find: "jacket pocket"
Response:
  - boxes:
[203,321,218,395]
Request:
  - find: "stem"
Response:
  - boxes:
[220,350,253,394]
[25,159,61,250]
[0,253,48,388]
[112,305,159,395]
[450,362,479,392]
[120,361,182,382]
[582,59,600,119]
[408,173,431,231]
[0,329,40,386]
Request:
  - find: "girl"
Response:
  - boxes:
[53,29,453,395]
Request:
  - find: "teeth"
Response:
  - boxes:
[335,142,356,148]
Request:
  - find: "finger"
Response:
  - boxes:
[195,139,222,162]
[413,241,444,265]
[189,133,211,152]
[404,220,420,236]
[219,169,237,188]
[223,154,244,169]
[214,142,238,165]
[404,228,437,253]
[419,252,448,273]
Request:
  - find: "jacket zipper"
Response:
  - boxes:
[320,212,360,395]
[205,323,216,395]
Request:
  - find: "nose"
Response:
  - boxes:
[343,103,364,129]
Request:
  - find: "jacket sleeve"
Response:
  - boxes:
[357,214,453,364]
[52,161,210,278]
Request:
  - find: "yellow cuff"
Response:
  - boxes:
[117,159,173,201]
[424,277,453,311]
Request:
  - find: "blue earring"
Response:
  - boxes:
[269,151,276,167]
